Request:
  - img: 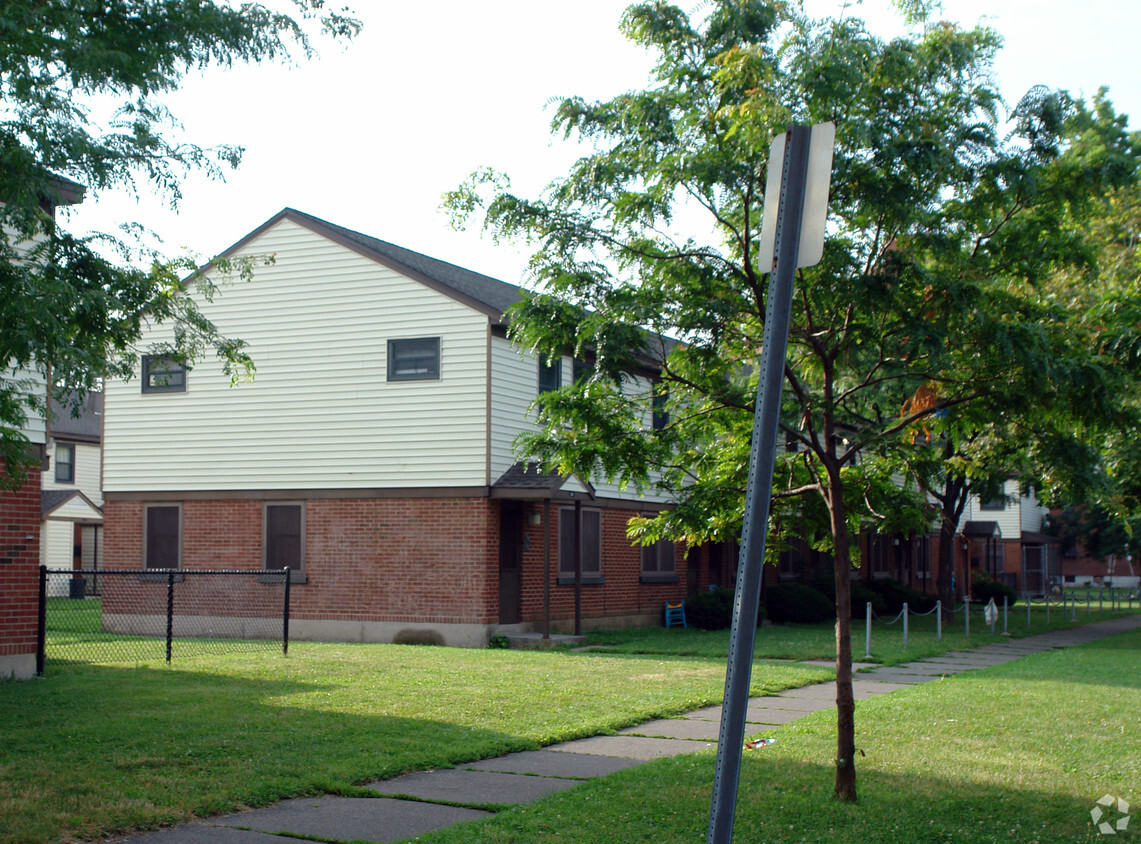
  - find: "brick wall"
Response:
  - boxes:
[0,464,42,674]
[516,502,687,628]
[104,497,500,626]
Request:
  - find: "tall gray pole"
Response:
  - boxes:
[706,125,812,844]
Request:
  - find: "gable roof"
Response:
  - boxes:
[48,391,102,443]
[491,462,595,500]
[217,208,523,322]
[42,488,102,521]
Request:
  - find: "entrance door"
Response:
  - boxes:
[1023,545,1044,597]
[498,502,523,624]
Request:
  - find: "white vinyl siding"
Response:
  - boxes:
[103,220,491,491]
[43,442,102,506]
[964,480,1022,539]
[489,338,552,481]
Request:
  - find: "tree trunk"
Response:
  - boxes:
[937,515,956,620]
[829,478,858,802]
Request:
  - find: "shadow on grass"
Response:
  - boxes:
[415,751,1113,844]
[0,663,531,844]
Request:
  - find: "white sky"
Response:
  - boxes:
[65,0,1141,286]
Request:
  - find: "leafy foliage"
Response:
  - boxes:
[684,586,737,630]
[447,0,1140,802]
[766,582,834,624]
[0,1,360,481]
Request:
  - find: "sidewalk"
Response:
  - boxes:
[117,614,1141,844]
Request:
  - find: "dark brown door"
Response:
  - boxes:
[498,502,523,624]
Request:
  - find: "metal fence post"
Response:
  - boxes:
[936,600,942,641]
[964,597,970,638]
[282,570,291,656]
[1045,593,1050,627]
[902,603,909,648]
[865,602,872,659]
[1026,594,1031,629]
[36,565,48,676]
[1002,596,1008,634]
[166,570,175,664]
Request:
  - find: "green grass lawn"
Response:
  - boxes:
[0,641,829,844]
[583,602,1141,666]
[413,627,1141,844]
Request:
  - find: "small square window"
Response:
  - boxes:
[388,338,440,381]
[142,355,187,393]
[55,443,75,483]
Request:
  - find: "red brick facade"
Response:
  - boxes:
[0,464,42,678]
[102,496,688,640]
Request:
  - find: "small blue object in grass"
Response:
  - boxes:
[664,600,687,628]
[745,737,776,750]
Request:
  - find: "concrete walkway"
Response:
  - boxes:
[115,614,1141,844]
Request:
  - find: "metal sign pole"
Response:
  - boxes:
[706,124,812,844]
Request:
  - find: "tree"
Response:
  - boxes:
[0,0,359,482]
[447,1,1139,804]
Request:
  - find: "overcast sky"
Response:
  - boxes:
[65,0,1141,285]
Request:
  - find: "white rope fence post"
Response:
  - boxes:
[964,596,970,638]
[936,600,942,641]
[865,602,872,659]
[902,602,909,649]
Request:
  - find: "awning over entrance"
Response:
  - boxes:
[490,462,595,501]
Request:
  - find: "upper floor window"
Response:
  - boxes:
[54,443,75,483]
[980,496,1006,512]
[538,358,561,394]
[388,337,440,381]
[142,355,187,393]
[652,389,669,431]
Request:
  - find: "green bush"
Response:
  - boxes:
[685,587,735,630]
[682,587,767,630]
[971,576,1018,608]
[851,581,887,616]
[865,578,938,614]
[766,582,834,624]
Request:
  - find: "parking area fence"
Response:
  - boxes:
[37,567,291,674]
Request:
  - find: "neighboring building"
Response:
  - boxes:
[775,479,1063,599]
[41,391,103,597]
[101,209,684,646]
[0,176,84,679]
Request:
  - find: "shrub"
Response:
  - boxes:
[766,582,834,624]
[851,581,887,616]
[971,576,1018,608]
[682,587,766,630]
[866,578,939,615]
[685,587,735,630]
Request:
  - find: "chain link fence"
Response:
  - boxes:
[37,567,291,674]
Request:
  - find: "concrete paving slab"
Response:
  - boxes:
[367,768,578,806]
[466,750,642,778]
[115,824,313,843]
[548,735,715,759]
[853,672,938,684]
[211,797,490,844]
[871,664,964,675]
[743,707,813,725]
[776,683,837,700]
[684,697,833,721]
[621,718,724,739]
